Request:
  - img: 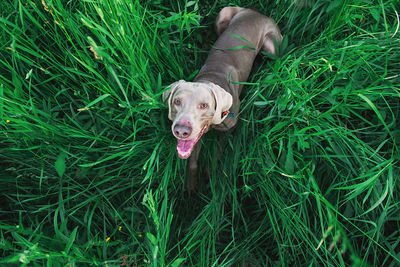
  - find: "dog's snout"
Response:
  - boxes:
[174,124,192,139]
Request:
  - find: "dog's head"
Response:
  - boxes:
[163,80,232,159]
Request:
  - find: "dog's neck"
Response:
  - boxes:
[195,67,241,99]
[195,71,230,92]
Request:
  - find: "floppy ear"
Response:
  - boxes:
[163,80,185,120]
[209,83,233,125]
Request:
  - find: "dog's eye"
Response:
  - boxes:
[174,98,181,106]
[199,103,209,109]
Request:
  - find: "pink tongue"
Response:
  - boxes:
[177,139,196,159]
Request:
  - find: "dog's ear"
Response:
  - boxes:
[209,83,233,125]
[163,80,184,120]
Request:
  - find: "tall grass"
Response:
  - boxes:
[1,0,399,266]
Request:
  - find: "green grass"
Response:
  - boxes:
[1,0,399,266]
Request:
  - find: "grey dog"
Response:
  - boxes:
[163,7,282,190]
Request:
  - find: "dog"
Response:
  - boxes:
[163,7,282,190]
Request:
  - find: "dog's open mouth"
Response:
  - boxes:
[176,124,208,159]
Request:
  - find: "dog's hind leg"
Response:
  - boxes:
[215,7,243,35]
[261,20,283,55]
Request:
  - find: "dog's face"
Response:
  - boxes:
[163,80,232,159]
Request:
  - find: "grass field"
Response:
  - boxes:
[1,0,399,266]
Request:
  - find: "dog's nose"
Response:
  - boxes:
[174,125,192,139]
